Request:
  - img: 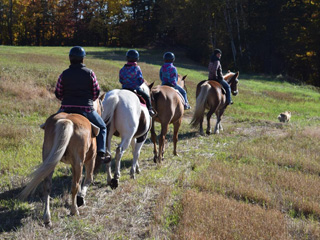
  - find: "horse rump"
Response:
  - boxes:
[19,117,74,200]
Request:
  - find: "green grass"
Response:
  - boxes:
[1,46,320,239]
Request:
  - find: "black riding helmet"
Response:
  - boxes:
[163,52,175,62]
[69,46,86,63]
[126,49,139,62]
[213,49,222,55]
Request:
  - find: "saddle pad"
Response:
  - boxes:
[121,88,147,105]
[174,89,186,105]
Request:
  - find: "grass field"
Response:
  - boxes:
[1,46,320,239]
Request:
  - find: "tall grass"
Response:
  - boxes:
[1,46,320,239]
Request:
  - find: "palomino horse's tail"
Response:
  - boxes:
[190,82,211,127]
[19,119,74,200]
[103,94,119,126]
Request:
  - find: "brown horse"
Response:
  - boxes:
[19,97,104,227]
[150,75,187,163]
[191,71,239,135]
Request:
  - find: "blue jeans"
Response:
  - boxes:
[174,84,189,105]
[220,80,231,104]
[58,108,106,154]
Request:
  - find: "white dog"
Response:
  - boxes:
[278,111,291,122]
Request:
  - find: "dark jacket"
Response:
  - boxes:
[55,63,100,108]
[208,55,223,81]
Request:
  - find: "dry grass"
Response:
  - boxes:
[2,46,320,239]
[189,124,320,239]
[174,190,289,240]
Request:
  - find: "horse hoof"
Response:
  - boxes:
[77,195,85,207]
[136,168,140,174]
[44,221,52,228]
[130,169,136,179]
[71,208,79,216]
[153,156,157,163]
[110,179,119,189]
[206,131,211,135]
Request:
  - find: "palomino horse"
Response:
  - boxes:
[150,75,187,163]
[191,71,239,135]
[101,82,153,189]
[19,97,104,227]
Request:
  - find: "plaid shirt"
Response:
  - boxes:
[208,60,222,80]
[55,69,100,112]
[119,62,144,90]
[159,63,178,86]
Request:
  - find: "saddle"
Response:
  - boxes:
[57,108,100,136]
[209,80,226,95]
[121,89,146,106]
[40,110,100,137]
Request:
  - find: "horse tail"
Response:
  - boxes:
[190,82,211,127]
[103,94,119,126]
[19,119,74,200]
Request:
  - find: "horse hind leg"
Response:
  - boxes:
[77,153,96,207]
[199,116,205,136]
[214,109,225,134]
[110,137,131,189]
[206,108,215,135]
[130,139,144,179]
[173,119,182,156]
[158,123,169,163]
[106,127,115,186]
[150,120,158,163]
[43,171,54,228]
[70,157,83,216]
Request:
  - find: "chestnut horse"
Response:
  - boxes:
[150,75,187,163]
[19,97,104,227]
[191,71,239,135]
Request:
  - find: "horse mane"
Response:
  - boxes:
[223,71,234,82]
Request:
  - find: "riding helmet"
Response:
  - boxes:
[163,52,175,62]
[126,49,139,62]
[213,49,222,55]
[69,46,86,58]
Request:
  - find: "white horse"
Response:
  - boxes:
[101,82,154,189]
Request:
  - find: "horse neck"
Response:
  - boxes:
[140,82,150,96]
[177,79,185,89]
[224,74,234,85]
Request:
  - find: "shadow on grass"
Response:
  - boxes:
[0,187,28,232]
[0,175,73,233]
[144,130,198,145]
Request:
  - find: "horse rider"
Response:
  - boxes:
[160,52,191,110]
[208,49,233,105]
[55,46,111,164]
[119,49,157,117]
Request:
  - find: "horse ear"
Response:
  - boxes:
[182,75,187,80]
[227,70,231,73]
[100,92,106,101]
[236,71,239,77]
[149,82,155,89]
[40,123,45,130]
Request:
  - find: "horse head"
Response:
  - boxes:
[93,93,106,116]
[225,71,239,96]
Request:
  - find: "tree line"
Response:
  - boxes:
[0,0,319,86]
